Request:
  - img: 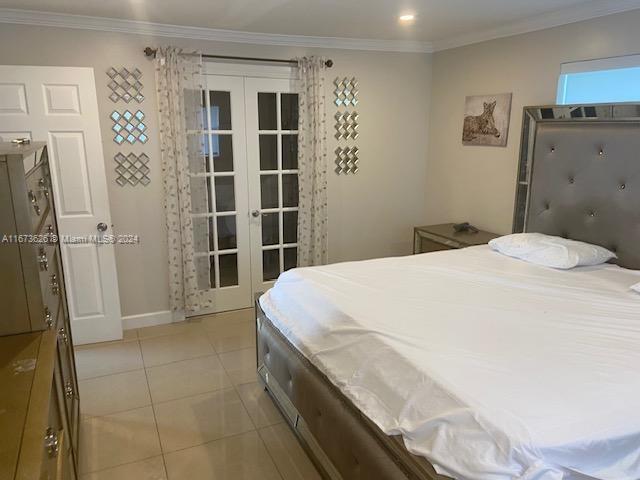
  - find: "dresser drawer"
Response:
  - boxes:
[39,375,64,480]
[56,305,79,452]
[25,162,52,234]
[40,210,58,238]
[39,250,62,329]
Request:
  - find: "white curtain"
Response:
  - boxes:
[155,47,212,313]
[296,57,329,266]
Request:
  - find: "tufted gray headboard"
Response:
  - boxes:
[513,105,640,270]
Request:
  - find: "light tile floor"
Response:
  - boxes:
[75,308,321,480]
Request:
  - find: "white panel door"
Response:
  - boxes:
[0,66,122,344]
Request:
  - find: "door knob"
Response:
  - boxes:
[97,222,108,232]
[251,210,260,218]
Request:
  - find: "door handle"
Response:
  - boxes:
[97,222,108,232]
[251,210,260,218]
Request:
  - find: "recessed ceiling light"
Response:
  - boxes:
[399,14,415,22]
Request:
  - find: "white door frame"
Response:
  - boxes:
[192,62,298,313]
[0,65,122,344]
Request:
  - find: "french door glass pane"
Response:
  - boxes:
[209,91,232,130]
[192,217,209,253]
[259,135,278,170]
[190,134,208,174]
[212,134,234,172]
[214,176,235,212]
[208,256,217,289]
[217,216,237,250]
[219,254,238,287]
[196,256,211,290]
[280,94,299,130]
[263,250,280,281]
[262,213,279,246]
[260,175,279,209]
[282,174,299,207]
[190,177,209,214]
[281,134,298,170]
[282,211,297,244]
[258,93,277,130]
[206,177,213,212]
[284,247,297,272]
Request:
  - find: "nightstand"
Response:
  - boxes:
[413,223,499,254]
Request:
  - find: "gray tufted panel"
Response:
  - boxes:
[526,122,640,270]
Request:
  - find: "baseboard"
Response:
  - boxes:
[121,309,186,330]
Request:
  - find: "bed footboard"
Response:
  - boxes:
[255,300,446,480]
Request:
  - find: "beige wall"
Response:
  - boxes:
[0,24,432,317]
[427,9,640,235]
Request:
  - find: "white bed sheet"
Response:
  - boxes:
[259,246,640,480]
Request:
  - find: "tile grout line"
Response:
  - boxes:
[207,313,284,479]
[256,425,287,480]
[80,453,164,476]
[142,356,171,480]
[76,310,259,478]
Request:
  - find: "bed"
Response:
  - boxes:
[255,104,640,480]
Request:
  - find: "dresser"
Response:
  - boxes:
[0,142,80,480]
[413,223,499,254]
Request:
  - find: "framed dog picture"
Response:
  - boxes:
[462,93,512,147]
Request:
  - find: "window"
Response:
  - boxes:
[557,55,640,104]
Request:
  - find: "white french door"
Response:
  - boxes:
[194,70,299,314]
[245,78,300,295]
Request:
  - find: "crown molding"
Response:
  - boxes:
[0,8,433,53]
[2,0,639,55]
[432,0,640,51]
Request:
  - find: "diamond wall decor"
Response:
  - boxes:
[334,77,359,107]
[107,67,144,103]
[110,110,148,144]
[335,111,359,140]
[114,152,150,186]
[335,146,359,175]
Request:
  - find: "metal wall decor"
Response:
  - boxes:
[110,110,148,144]
[334,147,359,175]
[107,67,144,103]
[333,77,358,107]
[114,152,150,186]
[335,111,359,140]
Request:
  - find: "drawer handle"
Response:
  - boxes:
[28,190,41,216]
[38,248,48,271]
[44,427,59,458]
[44,307,53,329]
[50,274,60,296]
[58,327,69,346]
[38,177,50,199]
[64,381,75,399]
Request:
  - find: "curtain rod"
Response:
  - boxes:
[143,47,333,68]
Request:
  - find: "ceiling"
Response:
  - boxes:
[0,0,639,51]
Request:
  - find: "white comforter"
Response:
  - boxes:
[259,246,640,480]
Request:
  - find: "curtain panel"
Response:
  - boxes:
[296,57,329,267]
[155,47,212,313]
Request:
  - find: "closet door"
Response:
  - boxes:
[244,77,300,294]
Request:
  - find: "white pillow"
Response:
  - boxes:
[632,283,640,294]
[488,233,616,269]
